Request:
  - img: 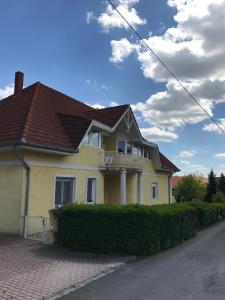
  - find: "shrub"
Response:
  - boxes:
[212,191,225,203]
[50,202,225,256]
[189,201,225,228]
[174,175,206,202]
[50,203,197,255]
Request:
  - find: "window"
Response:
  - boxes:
[132,145,138,156]
[87,178,97,204]
[84,131,101,148]
[55,177,75,207]
[143,148,148,158]
[117,141,125,154]
[151,183,158,201]
[126,142,132,155]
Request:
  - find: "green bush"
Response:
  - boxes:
[50,202,225,256]
[212,191,225,203]
[174,175,206,202]
[189,201,225,228]
[50,203,197,255]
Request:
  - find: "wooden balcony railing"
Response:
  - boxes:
[100,151,144,169]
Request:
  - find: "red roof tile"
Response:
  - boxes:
[159,152,180,172]
[85,105,129,127]
[0,79,179,172]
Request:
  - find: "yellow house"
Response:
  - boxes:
[0,72,179,237]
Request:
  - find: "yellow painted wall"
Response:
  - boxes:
[0,160,23,234]
[104,174,120,204]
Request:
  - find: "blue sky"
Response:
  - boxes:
[0,0,224,176]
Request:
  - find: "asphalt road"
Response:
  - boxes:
[61,221,225,300]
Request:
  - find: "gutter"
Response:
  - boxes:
[13,147,31,238]
[168,171,176,205]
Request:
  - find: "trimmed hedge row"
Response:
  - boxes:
[50,202,225,255]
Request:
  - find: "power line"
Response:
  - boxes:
[107,0,225,134]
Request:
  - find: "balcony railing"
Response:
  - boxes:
[100,151,144,169]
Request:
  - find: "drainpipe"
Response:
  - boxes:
[13,147,31,238]
[168,171,175,205]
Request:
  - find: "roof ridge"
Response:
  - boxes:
[38,82,93,110]
[87,104,130,112]
[22,82,40,140]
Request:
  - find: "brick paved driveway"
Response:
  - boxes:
[0,235,130,300]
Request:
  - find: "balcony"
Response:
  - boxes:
[100,151,144,170]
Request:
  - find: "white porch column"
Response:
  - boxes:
[120,169,127,204]
[137,171,144,204]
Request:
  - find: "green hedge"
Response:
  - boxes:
[49,202,225,256]
[189,201,225,228]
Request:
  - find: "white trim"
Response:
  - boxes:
[151,182,158,201]
[53,174,77,208]
[85,176,98,204]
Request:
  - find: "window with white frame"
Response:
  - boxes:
[55,177,75,208]
[87,178,97,204]
[84,130,102,148]
[151,182,158,201]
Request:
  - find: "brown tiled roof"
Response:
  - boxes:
[159,152,180,172]
[0,82,129,152]
[172,175,208,188]
[85,105,129,127]
[0,79,179,173]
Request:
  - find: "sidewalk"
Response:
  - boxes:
[0,235,131,300]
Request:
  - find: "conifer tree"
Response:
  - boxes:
[205,169,217,202]
[218,173,225,194]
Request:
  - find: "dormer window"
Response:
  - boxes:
[84,130,102,148]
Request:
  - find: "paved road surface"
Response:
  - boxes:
[61,221,225,300]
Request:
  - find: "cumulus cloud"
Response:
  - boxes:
[97,0,146,32]
[110,38,140,63]
[215,153,225,159]
[203,118,225,134]
[108,0,225,140]
[0,84,14,100]
[180,163,209,176]
[140,127,178,142]
[179,150,197,158]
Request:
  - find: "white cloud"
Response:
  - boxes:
[0,84,14,100]
[203,118,225,134]
[215,153,225,159]
[140,127,178,142]
[86,11,96,24]
[86,79,110,93]
[110,38,140,63]
[98,0,146,32]
[179,150,197,158]
[86,101,120,110]
[180,163,210,176]
[108,0,225,138]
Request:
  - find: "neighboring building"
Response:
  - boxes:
[172,175,208,190]
[0,72,179,236]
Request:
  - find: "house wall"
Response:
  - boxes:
[143,158,170,205]
[0,152,24,234]
[0,142,171,236]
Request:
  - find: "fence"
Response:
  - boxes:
[25,216,54,243]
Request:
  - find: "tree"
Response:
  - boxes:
[218,173,225,194]
[205,170,217,202]
[212,191,225,203]
[174,175,206,202]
